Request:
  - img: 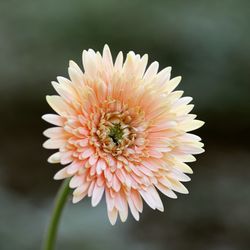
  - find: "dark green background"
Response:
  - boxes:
[1,0,250,249]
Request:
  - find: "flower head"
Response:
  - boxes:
[43,45,204,225]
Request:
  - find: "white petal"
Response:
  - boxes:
[155,66,172,85]
[46,95,74,116]
[178,120,205,132]
[72,191,87,203]
[43,139,65,149]
[43,127,65,138]
[164,76,181,93]
[53,168,71,180]
[42,114,64,126]
[119,203,128,222]
[170,180,189,194]
[114,51,123,71]
[155,183,177,199]
[143,61,159,79]
[69,60,84,76]
[48,152,61,163]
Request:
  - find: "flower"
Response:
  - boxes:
[43,45,204,225]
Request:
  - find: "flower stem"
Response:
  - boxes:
[42,179,71,250]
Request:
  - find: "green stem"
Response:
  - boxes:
[42,179,71,250]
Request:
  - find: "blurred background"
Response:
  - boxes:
[0,0,250,249]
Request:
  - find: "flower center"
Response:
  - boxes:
[89,100,148,158]
[108,123,123,145]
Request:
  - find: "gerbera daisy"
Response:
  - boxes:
[43,45,204,225]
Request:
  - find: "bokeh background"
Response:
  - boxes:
[1,0,250,249]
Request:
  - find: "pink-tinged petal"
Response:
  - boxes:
[91,183,104,207]
[90,164,96,176]
[60,151,73,165]
[147,186,164,212]
[138,165,154,177]
[104,168,113,182]
[158,177,172,188]
[103,44,113,70]
[42,114,64,126]
[67,161,82,175]
[106,189,115,211]
[96,158,107,173]
[78,127,89,136]
[137,54,148,78]
[89,154,98,165]
[68,67,83,86]
[51,81,73,103]
[82,49,98,77]
[129,163,143,177]
[148,150,163,158]
[112,174,121,192]
[81,148,94,159]
[87,181,95,197]
[69,175,84,188]
[97,176,105,186]
[167,169,191,182]
[155,183,177,199]
[119,200,128,222]
[131,190,143,213]
[79,138,89,147]
[108,208,118,225]
[139,189,156,210]
[150,121,178,132]
[113,193,125,211]
[128,197,140,221]
[177,145,205,155]
[141,160,159,172]
[69,60,84,77]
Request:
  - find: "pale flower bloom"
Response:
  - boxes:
[43,45,204,225]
